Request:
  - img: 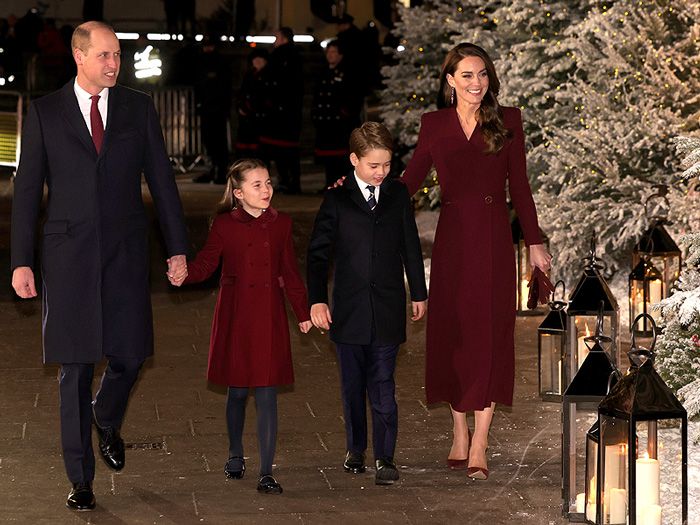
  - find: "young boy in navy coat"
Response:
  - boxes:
[307,122,427,485]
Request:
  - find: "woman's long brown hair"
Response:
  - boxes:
[439,43,512,154]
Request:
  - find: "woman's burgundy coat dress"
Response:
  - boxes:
[403,106,542,411]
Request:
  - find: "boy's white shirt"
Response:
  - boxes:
[353,171,380,204]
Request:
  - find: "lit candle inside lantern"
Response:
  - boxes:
[609,487,626,523]
[636,454,660,522]
[586,475,597,521]
[575,492,585,513]
[577,322,591,369]
[604,444,625,517]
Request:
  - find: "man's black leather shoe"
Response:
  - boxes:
[66,482,96,511]
[375,457,399,485]
[343,451,366,474]
[94,415,125,471]
[256,475,283,494]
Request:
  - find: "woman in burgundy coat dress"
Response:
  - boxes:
[178,158,312,494]
[402,43,551,479]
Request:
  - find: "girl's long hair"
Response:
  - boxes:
[439,42,512,154]
[214,157,268,217]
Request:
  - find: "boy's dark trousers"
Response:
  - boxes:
[335,341,399,460]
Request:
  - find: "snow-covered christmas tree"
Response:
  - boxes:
[531,0,700,290]
[656,137,700,417]
[493,0,597,157]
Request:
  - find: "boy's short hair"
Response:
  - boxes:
[349,122,394,158]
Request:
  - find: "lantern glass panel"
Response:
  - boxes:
[563,401,598,519]
[539,332,563,397]
[584,428,598,523]
[599,415,628,525]
[571,316,615,369]
[633,419,684,525]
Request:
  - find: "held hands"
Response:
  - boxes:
[411,300,427,321]
[529,244,552,273]
[298,320,313,333]
[12,266,37,299]
[166,254,188,287]
[310,303,332,332]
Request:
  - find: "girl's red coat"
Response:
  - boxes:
[184,207,309,387]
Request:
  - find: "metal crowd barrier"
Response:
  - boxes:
[0,91,23,171]
[149,86,204,173]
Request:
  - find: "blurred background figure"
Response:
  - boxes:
[37,18,72,91]
[259,27,304,194]
[311,40,362,190]
[192,36,232,184]
[234,47,268,160]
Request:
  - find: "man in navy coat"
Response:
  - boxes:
[10,21,188,510]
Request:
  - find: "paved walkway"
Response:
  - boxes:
[0,175,566,524]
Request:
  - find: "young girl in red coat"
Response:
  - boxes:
[173,158,312,494]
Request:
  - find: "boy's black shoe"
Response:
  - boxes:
[257,475,283,494]
[375,457,399,485]
[66,482,96,511]
[343,451,366,473]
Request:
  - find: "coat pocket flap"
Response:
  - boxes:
[43,220,69,235]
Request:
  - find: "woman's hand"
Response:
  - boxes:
[298,320,313,333]
[327,175,347,190]
[529,244,552,272]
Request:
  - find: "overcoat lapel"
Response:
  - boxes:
[99,86,126,158]
[60,81,97,158]
[344,174,374,215]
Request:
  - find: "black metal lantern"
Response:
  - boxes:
[538,280,567,401]
[595,315,688,525]
[628,258,663,338]
[562,305,618,522]
[512,216,550,315]
[566,237,620,389]
[633,185,681,298]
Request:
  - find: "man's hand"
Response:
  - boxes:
[310,303,332,331]
[411,300,427,321]
[12,266,37,298]
[166,254,188,287]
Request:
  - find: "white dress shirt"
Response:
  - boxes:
[73,81,109,136]
[353,171,380,204]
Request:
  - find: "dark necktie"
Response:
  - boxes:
[90,95,104,153]
[366,185,377,211]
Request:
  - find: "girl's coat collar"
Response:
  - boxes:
[230,206,279,223]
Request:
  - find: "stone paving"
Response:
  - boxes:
[0,174,567,524]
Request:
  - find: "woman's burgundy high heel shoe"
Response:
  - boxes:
[446,428,471,470]
[467,446,489,480]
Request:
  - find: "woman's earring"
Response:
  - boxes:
[450,87,455,105]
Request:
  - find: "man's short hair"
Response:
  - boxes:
[349,122,394,157]
[71,21,115,53]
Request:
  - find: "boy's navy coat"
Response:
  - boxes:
[307,175,427,345]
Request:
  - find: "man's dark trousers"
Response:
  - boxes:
[59,355,143,483]
[335,342,399,460]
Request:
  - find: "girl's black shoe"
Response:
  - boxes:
[224,457,246,479]
[256,475,283,494]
